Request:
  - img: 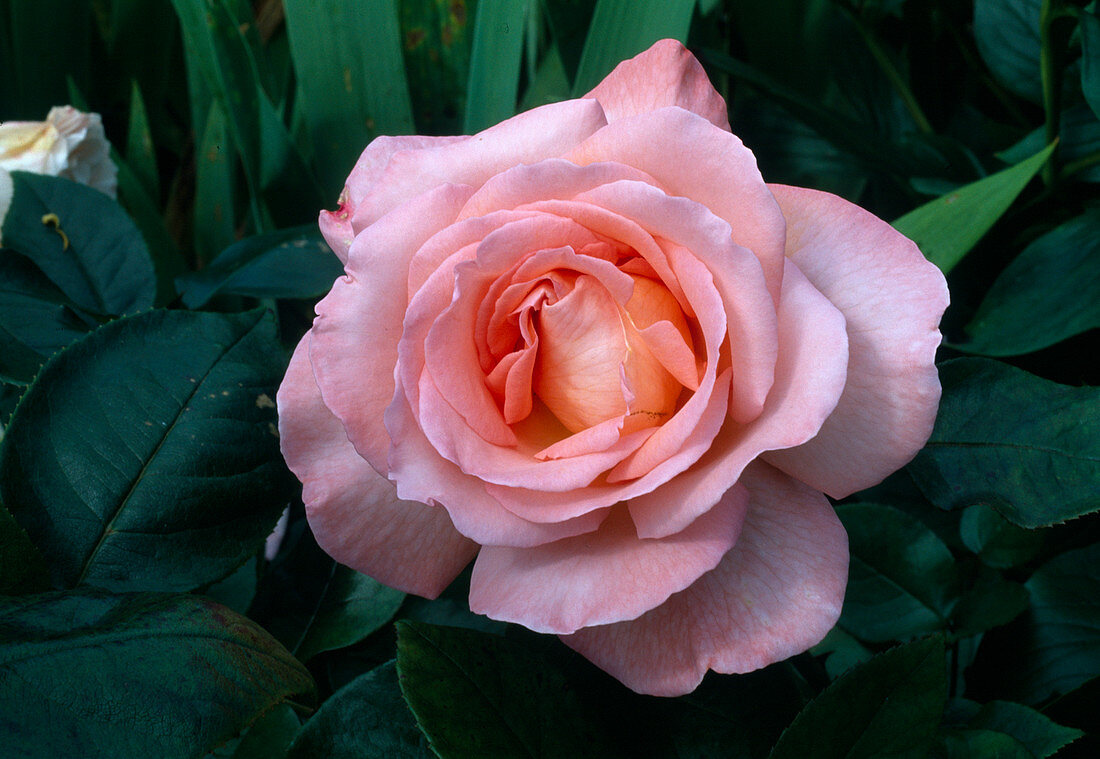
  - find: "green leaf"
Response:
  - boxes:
[947,700,1084,758]
[208,703,301,759]
[284,0,413,195]
[768,637,947,759]
[0,172,156,315]
[837,503,959,642]
[0,589,314,759]
[194,99,238,266]
[176,226,344,308]
[960,211,1100,356]
[464,0,528,133]
[125,80,160,200]
[286,661,433,759]
[995,543,1100,703]
[950,567,1030,638]
[1083,11,1100,121]
[973,0,1043,103]
[959,503,1043,569]
[908,359,1100,528]
[0,500,48,595]
[400,0,476,136]
[998,104,1100,183]
[0,308,295,592]
[812,625,875,679]
[892,142,1055,274]
[937,730,1034,758]
[396,620,620,758]
[572,0,696,95]
[0,253,98,384]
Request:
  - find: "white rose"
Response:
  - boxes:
[0,106,118,198]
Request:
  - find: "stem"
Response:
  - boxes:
[1039,0,1062,186]
[846,8,934,135]
[1060,147,1100,179]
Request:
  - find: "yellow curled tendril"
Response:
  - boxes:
[41,213,70,250]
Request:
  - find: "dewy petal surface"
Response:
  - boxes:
[469,483,748,635]
[762,185,949,498]
[584,39,731,130]
[278,338,477,597]
[561,461,848,697]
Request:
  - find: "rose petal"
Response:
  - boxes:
[565,107,786,308]
[278,337,477,597]
[584,39,731,130]
[311,183,474,473]
[469,483,748,634]
[762,185,949,498]
[561,461,848,697]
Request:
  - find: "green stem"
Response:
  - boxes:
[846,8,934,135]
[1060,147,1100,179]
[1039,0,1061,186]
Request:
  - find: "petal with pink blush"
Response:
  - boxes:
[762,185,949,498]
[278,338,477,597]
[565,108,786,308]
[584,39,731,131]
[310,183,474,473]
[354,99,608,228]
[561,461,848,697]
[320,134,468,261]
[469,485,748,635]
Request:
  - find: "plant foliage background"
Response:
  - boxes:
[1,0,1098,757]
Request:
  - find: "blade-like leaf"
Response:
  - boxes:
[908,359,1100,528]
[194,99,238,266]
[892,142,1055,273]
[768,637,947,759]
[1083,10,1100,121]
[0,589,315,759]
[0,308,295,592]
[464,0,528,133]
[0,172,155,315]
[961,210,1100,356]
[125,80,160,200]
[572,0,696,95]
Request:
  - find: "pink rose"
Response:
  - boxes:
[278,40,948,696]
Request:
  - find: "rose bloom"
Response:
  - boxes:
[278,40,948,696]
[0,106,117,198]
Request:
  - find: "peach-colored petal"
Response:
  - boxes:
[561,461,848,697]
[384,385,611,547]
[584,39,731,131]
[627,259,847,538]
[762,185,949,498]
[310,183,474,473]
[354,99,608,229]
[278,338,477,597]
[320,134,467,262]
[565,107,786,308]
[469,485,748,634]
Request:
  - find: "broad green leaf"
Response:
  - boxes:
[125,80,160,200]
[950,567,1029,638]
[768,637,947,759]
[908,359,1100,528]
[812,625,875,678]
[961,211,1100,356]
[0,500,48,595]
[991,544,1100,703]
[973,0,1042,103]
[203,556,260,616]
[464,0,528,133]
[998,104,1100,183]
[572,0,696,95]
[837,503,959,642]
[194,100,238,265]
[249,521,405,662]
[396,620,620,758]
[942,699,1084,758]
[0,590,315,758]
[287,661,433,759]
[0,253,98,384]
[892,143,1055,273]
[0,172,156,315]
[208,703,301,759]
[176,226,343,308]
[1083,11,1100,120]
[960,503,1043,569]
[938,730,1033,758]
[284,0,413,195]
[0,309,295,592]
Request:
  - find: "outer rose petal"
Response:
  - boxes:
[469,483,748,634]
[762,185,949,498]
[278,338,478,597]
[561,462,848,697]
[585,39,731,130]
